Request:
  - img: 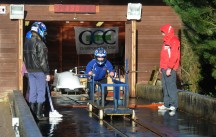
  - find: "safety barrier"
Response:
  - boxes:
[136,84,163,102]
[178,92,216,122]
[12,90,42,137]
[136,84,216,122]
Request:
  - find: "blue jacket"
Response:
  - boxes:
[85,59,114,81]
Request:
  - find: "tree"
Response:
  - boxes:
[164,0,216,96]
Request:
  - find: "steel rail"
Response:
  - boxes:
[125,116,166,137]
[65,95,165,137]
[64,96,129,137]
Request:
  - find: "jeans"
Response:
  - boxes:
[28,72,46,103]
[161,69,178,108]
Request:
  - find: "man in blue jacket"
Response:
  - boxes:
[85,47,115,103]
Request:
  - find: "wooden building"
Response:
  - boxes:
[0,1,181,97]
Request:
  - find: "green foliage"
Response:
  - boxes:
[181,31,201,93]
[164,0,216,96]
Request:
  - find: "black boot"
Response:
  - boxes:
[36,103,48,121]
[29,103,37,117]
[30,103,36,113]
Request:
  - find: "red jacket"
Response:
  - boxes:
[160,24,180,70]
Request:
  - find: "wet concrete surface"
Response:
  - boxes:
[38,95,216,137]
[39,96,122,137]
[39,108,117,137]
[134,102,216,136]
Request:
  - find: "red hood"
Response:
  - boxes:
[160,24,175,41]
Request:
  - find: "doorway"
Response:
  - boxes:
[24,21,126,76]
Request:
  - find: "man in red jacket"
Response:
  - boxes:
[158,24,180,112]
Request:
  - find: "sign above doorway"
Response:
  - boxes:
[54,4,97,14]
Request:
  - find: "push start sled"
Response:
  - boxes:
[87,61,135,120]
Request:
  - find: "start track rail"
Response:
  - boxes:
[65,95,165,137]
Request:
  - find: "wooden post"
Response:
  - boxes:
[131,20,136,97]
[18,19,23,91]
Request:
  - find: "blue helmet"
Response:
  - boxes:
[31,22,47,40]
[94,47,107,65]
[25,31,32,39]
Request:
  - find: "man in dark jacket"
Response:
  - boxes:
[23,22,50,120]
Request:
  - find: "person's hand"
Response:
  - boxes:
[159,68,162,74]
[166,68,171,76]
[88,71,93,76]
[46,75,50,81]
[109,72,115,77]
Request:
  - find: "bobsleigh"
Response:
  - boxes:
[52,68,86,93]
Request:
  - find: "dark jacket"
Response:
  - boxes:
[23,35,49,74]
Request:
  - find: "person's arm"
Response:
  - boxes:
[36,41,50,81]
[166,38,180,76]
[37,41,50,75]
[85,60,94,76]
[167,38,180,69]
[106,60,115,77]
[21,62,27,76]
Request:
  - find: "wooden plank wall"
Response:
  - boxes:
[0,11,19,92]
[24,5,127,21]
[136,6,182,84]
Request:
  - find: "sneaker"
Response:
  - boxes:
[169,106,176,111]
[49,110,63,118]
[158,105,169,110]
[158,109,167,116]
[169,111,175,116]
